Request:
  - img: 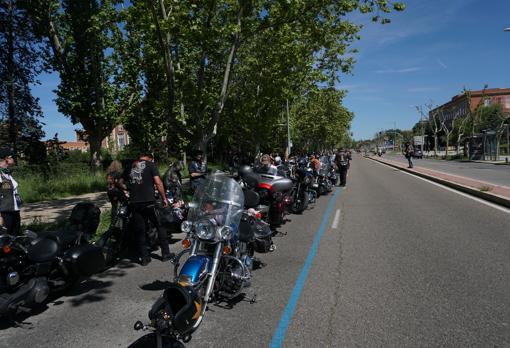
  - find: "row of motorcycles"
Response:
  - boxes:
[0,166,187,319]
[132,155,339,347]
[0,154,339,347]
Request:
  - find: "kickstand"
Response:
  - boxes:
[244,291,257,304]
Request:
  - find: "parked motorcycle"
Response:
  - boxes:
[97,189,187,267]
[254,168,293,228]
[0,202,105,317]
[134,174,254,346]
[290,167,313,214]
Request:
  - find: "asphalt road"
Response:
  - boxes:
[381,153,510,187]
[2,156,510,347]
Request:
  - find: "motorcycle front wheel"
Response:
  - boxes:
[128,334,185,348]
[291,190,308,214]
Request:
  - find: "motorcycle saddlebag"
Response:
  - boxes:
[69,202,101,238]
[149,282,202,335]
[253,220,272,253]
[64,244,105,277]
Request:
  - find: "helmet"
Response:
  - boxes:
[149,282,202,335]
[274,156,282,165]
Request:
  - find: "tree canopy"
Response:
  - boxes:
[4,0,406,164]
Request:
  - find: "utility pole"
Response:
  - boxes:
[394,121,397,152]
[506,122,509,163]
[286,99,291,159]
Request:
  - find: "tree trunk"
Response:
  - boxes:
[147,0,175,152]
[433,134,438,157]
[200,4,245,152]
[6,0,16,151]
[445,133,450,158]
[88,135,102,168]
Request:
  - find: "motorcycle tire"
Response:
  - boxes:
[96,227,124,267]
[128,333,185,348]
[291,190,308,214]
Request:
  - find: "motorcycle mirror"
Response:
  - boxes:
[134,321,144,331]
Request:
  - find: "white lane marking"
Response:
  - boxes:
[332,209,341,229]
[370,160,510,215]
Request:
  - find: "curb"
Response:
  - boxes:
[367,156,510,210]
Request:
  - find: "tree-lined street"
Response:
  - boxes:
[3,156,510,347]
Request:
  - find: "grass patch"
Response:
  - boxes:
[14,160,224,204]
[478,185,493,192]
[15,163,106,203]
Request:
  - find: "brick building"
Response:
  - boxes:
[429,88,510,125]
[47,125,130,153]
[101,124,130,152]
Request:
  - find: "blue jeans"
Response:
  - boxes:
[406,155,413,168]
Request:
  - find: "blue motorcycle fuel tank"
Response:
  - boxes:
[179,255,211,286]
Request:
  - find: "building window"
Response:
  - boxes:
[505,96,510,109]
[484,98,491,106]
[118,135,125,150]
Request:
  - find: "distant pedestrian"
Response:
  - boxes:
[335,148,351,187]
[188,151,207,192]
[0,147,21,235]
[404,142,414,168]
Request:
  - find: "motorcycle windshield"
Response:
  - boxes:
[320,156,330,165]
[187,173,244,228]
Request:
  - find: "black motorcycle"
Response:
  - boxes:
[96,189,187,267]
[0,202,105,317]
[290,167,312,214]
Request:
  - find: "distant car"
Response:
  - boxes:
[413,149,423,159]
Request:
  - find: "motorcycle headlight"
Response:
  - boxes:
[219,226,233,240]
[195,219,216,240]
[181,220,193,233]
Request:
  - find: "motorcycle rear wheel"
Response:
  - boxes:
[96,227,124,266]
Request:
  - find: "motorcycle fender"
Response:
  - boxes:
[178,255,211,286]
[64,244,106,277]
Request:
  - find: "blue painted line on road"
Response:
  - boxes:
[269,188,342,348]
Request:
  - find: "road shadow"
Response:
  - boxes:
[128,333,185,348]
[213,292,256,310]
[0,278,114,330]
[67,279,114,307]
[139,280,172,291]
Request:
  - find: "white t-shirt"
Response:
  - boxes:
[0,172,20,211]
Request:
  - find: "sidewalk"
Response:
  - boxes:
[21,192,110,225]
[20,177,193,225]
[368,156,510,209]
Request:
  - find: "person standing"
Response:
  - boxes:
[106,160,128,218]
[335,148,351,187]
[0,147,21,235]
[256,154,278,175]
[189,151,207,192]
[403,142,414,168]
[128,152,171,266]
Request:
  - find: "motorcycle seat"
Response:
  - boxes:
[54,229,81,248]
[27,237,60,263]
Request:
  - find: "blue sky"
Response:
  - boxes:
[341,0,510,140]
[32,0,510,141]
